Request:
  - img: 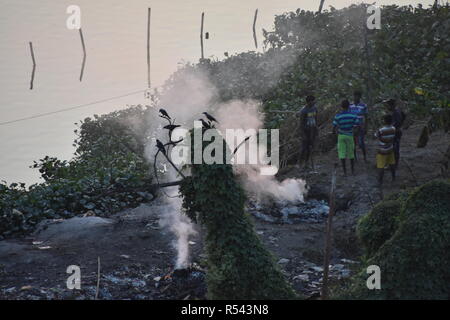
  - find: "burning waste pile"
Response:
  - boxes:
[241,175,330,224]
[153,263,207,300]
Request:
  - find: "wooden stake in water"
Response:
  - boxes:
[321,163,337,299]
[29,42,36,90]
[318,0,326,13]
[147,7,151,89]
[200,12,205,60]
[79,28,86,82]
[253,9,259,49]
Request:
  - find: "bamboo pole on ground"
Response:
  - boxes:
[253,9,259,49]
[95,256,101,299]
[29,42,36,90]
[200,12,205,60]
[321,163,337,299]
[79,28,86,82]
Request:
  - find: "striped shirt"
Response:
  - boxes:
[349,102,368,125]
[375,126,396,154]
[333,111,359,136]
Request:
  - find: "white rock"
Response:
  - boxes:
[278,258,290,264]
[293,274,309,281]
[311,266,324,272]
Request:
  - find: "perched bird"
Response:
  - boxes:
[159,108,171,119]
[202,112,218,123]
[156,139,166,155]
[163,124,181,131]
[198,119,211,129]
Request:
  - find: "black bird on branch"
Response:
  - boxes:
[163,124,181,131]
[203,112,218,123]
[159,108,171,119]
[156,139,167,155]
[198,118,211,129]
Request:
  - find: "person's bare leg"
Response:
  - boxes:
[341,159,347,176]
[377,168,384,186]
[389,164,396,182]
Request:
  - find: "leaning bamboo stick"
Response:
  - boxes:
[253,9,259,49]
[200,12,205,60]
[29,42,36,90]
[95,257,101,300]
[79,28,86,81]
[147,8,151,88]
[321,163,337,299]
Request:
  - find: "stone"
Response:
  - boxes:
[311,266,323,272]
[293,274,309,281]
[278,258,290,264]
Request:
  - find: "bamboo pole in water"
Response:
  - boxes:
[79,28,86,82]
[200,12,205,60]
[321,163,337,299]
[29,42,36,90]
[318,0,326,13]
[147,8,151,89]
[253,9,259,49]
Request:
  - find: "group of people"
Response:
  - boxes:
[298,91,405,185]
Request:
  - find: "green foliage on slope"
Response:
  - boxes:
[0,106,153,238]
[341,180,450,299]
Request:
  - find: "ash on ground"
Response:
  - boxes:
[247,199,329,224]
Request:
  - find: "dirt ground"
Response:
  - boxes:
[0,124,448,300]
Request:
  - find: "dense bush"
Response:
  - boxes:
[180,128,297,299]
[357,200,402,258]
[0,106,154,238]
[341,179,450,299]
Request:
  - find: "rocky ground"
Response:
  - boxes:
[0,124,448,300]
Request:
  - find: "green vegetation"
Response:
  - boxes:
[179,127,297,299]
[0,106,153,238]
[342,180,450,299]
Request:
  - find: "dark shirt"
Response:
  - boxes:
[392,108,404,130]
[299,105,318,131]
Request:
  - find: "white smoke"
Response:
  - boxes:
[143,56,306,268]
[215,100,307,203]
[157,187,196,269]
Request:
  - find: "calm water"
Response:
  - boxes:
[0,0,431,185]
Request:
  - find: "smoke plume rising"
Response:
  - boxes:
[143,56,306,268]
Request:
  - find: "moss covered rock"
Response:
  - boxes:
[342,180,450,299]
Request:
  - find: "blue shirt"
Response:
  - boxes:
[333,111,359,136]
[349,102,368,124]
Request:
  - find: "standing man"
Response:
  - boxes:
[298,95,318,169]
[333,100,359,176]
[349,90,368,161]
[374,114,397,185]
[385,98,405,168]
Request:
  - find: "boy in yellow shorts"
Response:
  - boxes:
[333,100,359,176]
[375,114,397,185]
